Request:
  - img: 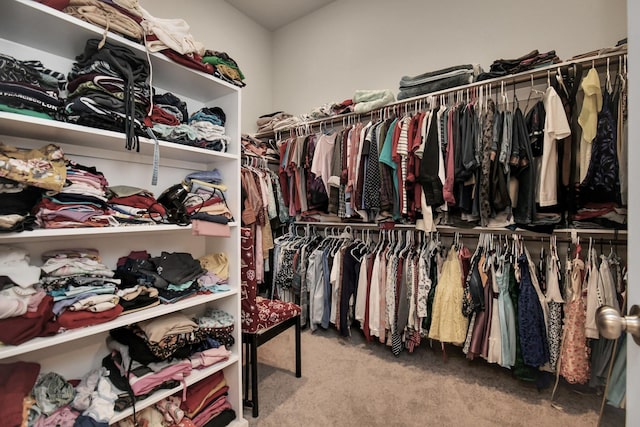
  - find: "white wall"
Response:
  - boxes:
[139,0,272,134]
[272,0,627,117]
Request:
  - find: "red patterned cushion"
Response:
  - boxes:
[240,227,301,333]
[242,297,301,334]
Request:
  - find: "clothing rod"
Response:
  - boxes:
[292,221,627,243]
[385,50,626,108]
[254,49,626,139]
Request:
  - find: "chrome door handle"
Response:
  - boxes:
[596,304,640,346]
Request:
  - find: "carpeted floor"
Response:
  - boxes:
[242,327,625,427]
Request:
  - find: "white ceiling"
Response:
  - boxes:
[224,0,335,31]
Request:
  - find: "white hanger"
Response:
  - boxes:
[547,70,551,88]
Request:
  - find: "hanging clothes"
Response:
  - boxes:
[578,87,620,205]
[577,67,603,182]
[467,254,492,359]
[496,255,516,368]
[559,250,590,384]
[511,107,537,225]
[428,245,468,346]
[516,251,549,368]
[486,254,502,366]
[539,86,571,207]
[544,237,564,371]
[478,99,496,226]
[584,245,604,340]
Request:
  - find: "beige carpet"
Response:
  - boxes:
[242,327,625,427]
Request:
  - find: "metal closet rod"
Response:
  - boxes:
[292,221,627,245]
[257,49,626,139]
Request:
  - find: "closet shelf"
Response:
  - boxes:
[110,354,239,423]
[0,224,191,243]
[0,112,238,164]
[0,222,238,243]
[0,289,236,360]
[0,1,239,102]
[252,49,626,140]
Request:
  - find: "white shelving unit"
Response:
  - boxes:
[0,1,247,426]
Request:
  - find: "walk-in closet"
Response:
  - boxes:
[0,1,637,426]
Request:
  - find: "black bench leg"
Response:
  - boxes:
[243,341,249,399]
[295,316,301,378]
[251,334,259,417]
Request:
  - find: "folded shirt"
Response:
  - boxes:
[399,64,477,88]
[138,312,198,343]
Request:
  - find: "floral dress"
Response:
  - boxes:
[559,257,591,384]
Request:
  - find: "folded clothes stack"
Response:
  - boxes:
[332,98,354,115]
[0,53,66,120]
[571,39,626,60]
[40,0,145,42]
[256,111,296,134]
[397,64,481,100]
[241,134,267,157]
[272,115,303,133]
[65,38,151,151]
[353,89,395,113]
[150,106,230,152]
[300,102,335,121]
[202,50,246,87]
[477,50,560,81]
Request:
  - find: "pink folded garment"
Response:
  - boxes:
[129,360,192,398]
[190,347,231,369]
[191,220,230,237]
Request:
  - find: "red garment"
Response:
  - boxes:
[340,129,349,185]
[346,123,362,194]
[36,0,70,11]
[286,138,301,214]
[160,49,214,75]
[188,385,229,421]
[443,109,457,206]
[180,370,225,416]
[278,140,290,207]
[185,196,223,215]
[144,104,181,127]
[117,250,151,267]
[407,112,425,218]
[66,72,100,93]
[57,305,123,330]
[0,295,59,345]
[390,120,404,215]
[110,194,167,212]
[0,361,40,427]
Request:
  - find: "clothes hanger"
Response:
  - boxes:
[394,230,406,257]
[399,230,413,258]
[512,79,519,112]
[390,229,402,258]
[555,66,568,97]
[384,230,395,260]
[524,74,545,113]
[365,229,375,253]
[402,229,412,257]
[372,229,384,254]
